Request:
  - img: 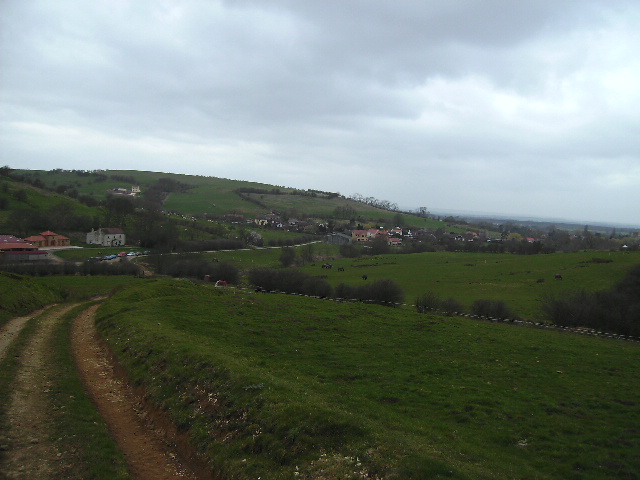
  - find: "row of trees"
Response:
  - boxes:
[348,193,399,212]
[0,260,141,277]
[143,254,239,283]
[249,267,404,306]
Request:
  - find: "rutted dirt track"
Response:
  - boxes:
[0,304,202,480]
[1,305,73,479]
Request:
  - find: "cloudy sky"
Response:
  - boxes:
[2,1,639,225]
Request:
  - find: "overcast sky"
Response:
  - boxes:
[2,1,639,225]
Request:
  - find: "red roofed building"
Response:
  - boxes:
[0,235,48,261]
[24,231,71,248]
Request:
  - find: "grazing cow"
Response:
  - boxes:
[555,274,563,280]
[322,263,333,269]
[362,274,368,280]
[337,266,345,272]
[215,280,227,287]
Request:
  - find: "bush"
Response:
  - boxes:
[366,279,404,306]
[471,299,518,320]
[145,255,239,283]
[440,297,464,316]
[416,292,463,316]
[541,265,640,337]
[279,247,296,267]
[249,268,332,297]
[415,292,442,313]
[336,279,404,307]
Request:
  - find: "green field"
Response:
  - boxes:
[95,277,640,479]
[203,248,640,320]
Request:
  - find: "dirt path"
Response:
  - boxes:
[0,306,52,362]
[71,305,198,480]
[1,304,75,479]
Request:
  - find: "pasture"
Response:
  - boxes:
[96,278,640,479]
[204,248,640,321]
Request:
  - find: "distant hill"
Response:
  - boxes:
[12,169,443,229]
[0,174,102,239]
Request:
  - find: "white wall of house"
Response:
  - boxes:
[86,229,126,246]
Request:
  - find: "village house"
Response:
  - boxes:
[351,230,368,242]
[86,227,126,247]
[254,213,282,228]
[367,228,383,240]
[388,237,403,247]
[23,231,71,248]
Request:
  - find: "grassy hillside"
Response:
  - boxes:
[96,278,640,479]
[0,272,62,327]
[12,169,443,228]
[0,176,103,238]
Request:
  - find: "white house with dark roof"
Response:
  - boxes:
[86,228,126,246]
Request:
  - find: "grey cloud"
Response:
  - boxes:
[1,0,639,225]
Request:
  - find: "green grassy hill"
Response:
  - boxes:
[0,175,102,240]
[96,277,640,479]
[12,169,445,229]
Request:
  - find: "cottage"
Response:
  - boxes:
[86,228,126,247]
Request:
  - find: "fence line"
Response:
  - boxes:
[216,284,638,343]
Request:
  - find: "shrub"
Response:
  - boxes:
[440,297,464,316]
[471,299,518,320]
[366,279,404,306]
[336,280,404,307]
[541,265,640,337]
[249,268,331,297]
[415,292,442,313]
[279,247,296,267]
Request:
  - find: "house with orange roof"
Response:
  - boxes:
[24,231,71,248]
[351,230,368,242]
